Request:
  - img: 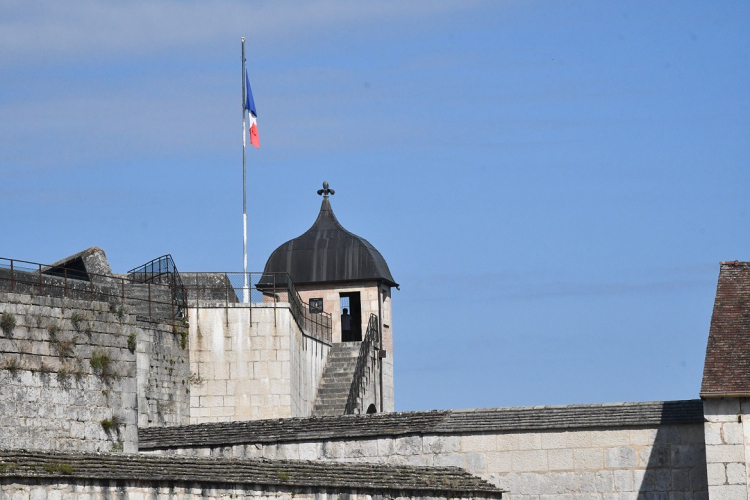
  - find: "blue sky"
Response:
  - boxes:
[1,1,749,411]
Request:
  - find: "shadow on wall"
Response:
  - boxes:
[637,405,708,500]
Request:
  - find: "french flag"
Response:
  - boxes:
[245,71,259,149]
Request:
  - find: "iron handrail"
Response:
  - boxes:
[171,272,332,344]
[344,313,380,415]
[0,256,185,321]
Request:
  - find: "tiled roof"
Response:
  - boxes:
[139,400,704,450]
[0,449,502,497]
[701,261,750,396]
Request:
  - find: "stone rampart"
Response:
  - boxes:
[0,291,190,452]
[135,317,191,427]
[140,400,708,500]
[0,292,138,453]
[0,449,502,500]
[188,304,330,422]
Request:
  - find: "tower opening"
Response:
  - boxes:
[340,291,362,342]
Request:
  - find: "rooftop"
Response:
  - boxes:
[139,400,704,450]
[262,184,398,287]
[0,449,502,497]
[701,261,750,396]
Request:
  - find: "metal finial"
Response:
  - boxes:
[317,181,335,197]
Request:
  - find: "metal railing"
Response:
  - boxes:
[345,313,380,414]
[0,258,332,343]
[178,272,332,344]
[0,257,185,321]
[128,255,187,318]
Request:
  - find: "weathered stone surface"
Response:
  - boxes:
[0,450,503,499]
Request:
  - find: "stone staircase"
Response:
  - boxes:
[312,342,361,416]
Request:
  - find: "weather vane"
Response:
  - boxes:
[317,181,335,198]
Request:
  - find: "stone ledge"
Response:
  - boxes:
[0,449,502,497]
[139,400,704,449]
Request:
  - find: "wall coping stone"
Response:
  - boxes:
[0,449,502,497]
[139,399,704,449]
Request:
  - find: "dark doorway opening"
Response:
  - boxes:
[366,404,377,414]
[340,292,362,342]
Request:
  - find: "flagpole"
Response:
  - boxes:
[242,37,249,303]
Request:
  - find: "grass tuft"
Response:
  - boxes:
[0,312,16,336]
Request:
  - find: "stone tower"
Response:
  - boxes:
[262,182,398,411]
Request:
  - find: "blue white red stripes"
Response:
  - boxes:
[245,71,259,149]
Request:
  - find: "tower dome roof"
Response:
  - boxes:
[262,190,397,288]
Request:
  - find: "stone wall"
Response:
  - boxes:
[0,449,501,500]
[0,292,138,453]
[0,480,490,500]
[135,317,191,427]
[188,304,330,422]
[141,401,708,500]
[290,329,330,417]
[153,424,708,499]
[703,398,750,500]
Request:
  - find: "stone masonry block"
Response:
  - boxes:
[640,445,670,468]
[517,433,542,450]
[722,423,744,445]
[579,472,599,493]
[541,432,567,449]
[461,434,496,452]
[726,463,746,485]
[705,423,724,445]
[423,434,459,454]
[298,442,318,460]
[394,435,422,455]
[706,444,745,464]
[707,463,727,486]
[671,444,699,468]
[595,470,614,492]
[592,430,631,447]
[605,447,638,468]
[547,449,574,471]
[614,470,634,492]
[434,453,465,468]
[709,485,747,500]
[671,469,691,492]
[655,468,673,491]
[496,433,520,451]
[565,430,591,448]
[486,451,512,472]
[464,452,487,474]
[342,439,379,458]
[512,450,547,472]
[575,448,603,470]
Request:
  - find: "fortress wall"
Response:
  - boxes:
[0,480,490,500]
[154,424,708,500]
[290,326,330,417]
[188,304,330,422]
[141,402,708,500]
[703,398,750,500]
[0,292,138,453]
[135,318,191,428]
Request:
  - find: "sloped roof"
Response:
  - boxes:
[701,261,750,396]
[0,450,502,497]
[262,196,397,287]
[139,400,704,449]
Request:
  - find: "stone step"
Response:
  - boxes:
[317,384,351,394]
[311,342,362,416]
